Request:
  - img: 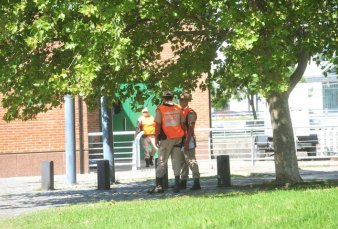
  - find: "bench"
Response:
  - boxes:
[296,134,319,156]
[255,134,319,157]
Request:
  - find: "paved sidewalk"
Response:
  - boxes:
[0,160,337,217]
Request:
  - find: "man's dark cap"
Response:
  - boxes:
[162,90,173,97]
[179,92,192,101]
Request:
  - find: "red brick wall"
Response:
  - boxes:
[87,109,100,133]
[161,43,211,160]
[160,43,211,126]
[190,78,211,130]
[0,96,89,177]
[190,77,211,160]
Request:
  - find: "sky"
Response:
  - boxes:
[303,61,324,77]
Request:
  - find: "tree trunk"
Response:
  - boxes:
[248,93,257,120]
[267,92,303,183]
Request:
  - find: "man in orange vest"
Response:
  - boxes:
[148,90,186,194]
[179,92,201,190]
[135,107,157,167]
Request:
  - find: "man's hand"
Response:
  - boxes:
[155,138,160,147]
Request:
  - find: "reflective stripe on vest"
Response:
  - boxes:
[158,105,184,139]
[140,116,155,135]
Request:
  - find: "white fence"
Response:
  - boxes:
[88,125,338,171]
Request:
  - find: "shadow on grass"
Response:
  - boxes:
[1,170,337,215]
[201,179,338,199]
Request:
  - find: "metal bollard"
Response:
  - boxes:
[97,160,110,190]
[217,155,231,187]
[155,158,168,189]
[41,161,54,190]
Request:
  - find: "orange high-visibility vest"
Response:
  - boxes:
[140,116,156,135]
[157,104,184,139]
[182,107,196,136]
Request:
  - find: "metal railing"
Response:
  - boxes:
[88,131,136,171]
[88,125,338,172]
[133,131,144,169]
[197,125,338,166]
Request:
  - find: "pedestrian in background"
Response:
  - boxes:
[135,107,157,167]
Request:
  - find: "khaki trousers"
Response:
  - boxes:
[156,137,183,178]
[180,148,200,179]
[141,135,157,159]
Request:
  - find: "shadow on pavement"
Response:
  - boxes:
[0,170,337,216]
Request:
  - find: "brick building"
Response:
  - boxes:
[0,44,211,178]
[0,97,89,177]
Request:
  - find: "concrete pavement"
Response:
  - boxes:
[0,160,337,217]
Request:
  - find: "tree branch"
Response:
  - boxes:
[288,50,310,93]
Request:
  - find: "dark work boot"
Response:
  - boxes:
[149,156,154,166]
[190,178,201,191]
[148,177,164,194]
[173,176,180,193]
[145,159,150,167]
[179,179,187,189]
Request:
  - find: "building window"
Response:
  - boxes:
[323,82,338,112]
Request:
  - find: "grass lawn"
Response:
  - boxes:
[1,185,337,229]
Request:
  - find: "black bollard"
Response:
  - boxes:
[41,161,54,190]
[217,155,231,187]
[155,158,168,189]
[97,160,110,190]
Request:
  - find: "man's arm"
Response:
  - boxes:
[180,108,186,133]
[184,122,195,150]
[180,118,187,134]
[154,122,161,147]
[184,111,196,151]
[154,109,162,147]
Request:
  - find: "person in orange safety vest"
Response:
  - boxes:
[148,90,186,194]
[135,107,157,167]
[179,92,201,190]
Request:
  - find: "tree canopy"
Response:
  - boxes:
[139,0,337,182]
[1,0,337,182]
[0,0,165,120]
[2,1,336,119]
